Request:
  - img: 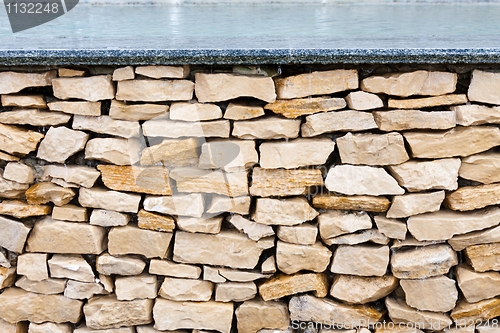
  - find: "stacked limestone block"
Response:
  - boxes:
[0,64,500,333]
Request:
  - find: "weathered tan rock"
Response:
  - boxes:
[29,322,73,333]
[203,266,227,283]
[330,245,389,276]
[153,299,233,333]
[149,259,201,279]
[312,194,391,212]
[451,298,500,324]
[261,256,276,274]
[42,164,100,188]
[393,236,447,249]
[446,184,500,211]
[137,209,175,232]
[323,228,389,246]
[224,103,265,120]
[388,158,461,192]
[259,273,328,301]
[136,65,189,79]
[215,268,270,282]
[0,319,27,333]
[96,253,145,276]
[250,167,323,197]
[170,102,222,121]
[206,195,251,215]
[173,230,273,269]
[117,79,194,102]
[385,297,453,330]
[140,137,200,167]
[236,300,289,333]
[276,241,332,274]
[80,187,141,213]
[108,225,173,259]
[361,70,457,97]
[17,253,48,282]
[318,210,372,240]
[109,100,168,121]
[301,110,378,137]
[0,216,30,253]
[468,70,500,104]
[449,225,500,251]
[98,165,171,195]
[195,73,276,102]
[143,193,205,218]
[177,216,223,234]
[27,217,106,254]
[1,94,46,108]
[3,162,33,184]
[37,126,88,163]
[52,204,87,222]
[400,275,458,312]
[73,115,140,138]
[58,68,86,77]
[48,100,101,116]
[159,277,213,301]
[215,282,257,302]
[170,168,249,197]
[48,254,95,282]
[0,200,51,219]
[84,295,153,329]
[0,174,28,199]
[345,91,384,110]
[232,117,300,139]
[25,182,75,206]
[0,151,19,162]
[460,152,500,184]
[408,207,500,241]
[325,165,404,196]
[456,264,500,303]
[464,243,500,272]
[264,97,346,118]
[276,70,358,99]
[65,280,104,300]
[0,109,71,126]
[260,138,335,169]
[387,191,445,219]
[277,224,317,245]
[199,139,257,172]
[98,274,113,294]
[90,209,130,227]
[53,76,114,101]
[86,137,142,165]
[373,215,407,240]
[330,274,398,304]
[113,66,135,81]
[252,197,318,226]
[115,274,158,301]
[0,124,44,155]
[390,244,458,279]
[289,295,384,329]
[0,71,56,94]
[0,267,16,289]
[374,109,456,131]
[228,215,275,241]
[388,94,467,109]
[74,325,135,333]
[452,104,500,126]
[0,288,83,324]
[143,119,230,138]
[404,126,500,158]
[15,276,66,295]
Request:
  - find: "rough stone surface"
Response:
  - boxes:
[143,119,230,138]
[96,253,145,276]
[385,297,453,330]
[48,101,102,116]
[159,277,213,301]
[0,71,56,95]
[149,260,201,279]
[452,104,500,126]
[330,274,398,304]
[228,215,275,241]
[140,138,200,167]
[176,216,223,234]
[52,204,87,222]
[235,300,289,333]
[330,245,389,277]
[135,65,189,79]
[215,282,257,302]
[42,165,100,188]
[277,223,318,245]
[223,103,265,120]
[143,193,205,218]
[108,225,173,259]
[318,210,372,239]
[0,124,44,156]
[374,110,456,131]
[37,126,88,163]
[199,139,258,172]
[0,109,71,126]
[0,216,31,253]
[65,280,104,300]
[449,225,500,251]
[264,97,346,118]
[1,94,46,108]
[250,167,323,197]
[98,165,171,195]
[17,253,48,282]
[400,275,458,312]
[259,273,328,301]
[79,187,141,213]
[137,209,175,232]
[113,66,134,81]
[115,274,158,301]
[53,76,114,102]
[170,168,248,197]
[116,79,194,102]
[445,184,500,211]
[276,241,332,274]
[85,138,142,165]
[460,152,500,184]
[387,191,445,218]
[252,197,318,226]
[90,209,130,227]
[468,69,500,104]
[464,243,500,272]
[312,194,391,212]
[232,117,300,140]
[301,110,378,137]
[207,195,251,215]
[48,254,95,283]
[451,298,500,324]
[29,322,72,333]
[15,276,66,295]
[0,267,16,289]
[455,264,500,303]
[73,115,140,138]
[0,200,51,219]
[25,182,75,206]
[109,100,168,121]
[388,94,467,109]
[345,91,384,110]
[170,102,222,121]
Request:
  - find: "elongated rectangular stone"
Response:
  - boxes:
[170,168,248,197]
[253,197,318,226]
[0,71,56,94]
[73,115,140,138]
[48,101,101,116]
[312,194,391,212]
[0,200,51,219]
[460,152,500,184]
[388,94,467,109]
[445,184,500,211]
[464,243,500,272]
[250,167,323,197]
[301,110,378,137]
[108,225,173,259]
[373,110,456,131]
[198,139,258,172]
[136,65,189,79]
[452,104,500,126]
[1,94,46,108]
[0,109,71,126]
[140,138,200,167]
[0,124,44,156]
[170,102,222,121]
[137,209,175,232]
[79,187,141,213]
[387,191,445,218]
[143,193,204,218]
[232,117,300,140]
[42,165,100,188]
[109,100,168,121]
[85,138,142,165]
[448,225,500,251]
[97,165,171,195]
[116,79,194,102]
[53,76,115,102]
[142,119,230,138]
[264,97,346,118]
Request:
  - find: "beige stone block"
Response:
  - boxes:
[451,298,500,325]
[404,126,500,158]
[373,215,407,240]
[140,137,200,167]
[345,91,384,110]
[0,151,19,162]
[137,209,175,232]
[0,319,27,333]
[259,272,328,301]
[52,204,87,222]
[330,274,398,304]
[0,174,28,199]
[37,126,88,163]
[149,259,201,279]
[276,69,358,99]
[0,216,30,253]
[250,167,323,197]
[228,214,275,241]
[64,280,104,300]
[90,209,130,227]
[264,97,346,118]
[170,168,249,197]
[177,216,222,234]
[374,109,456,131]
[322,228,389,246]
[42,164,100,188]
[0,267,16,289]
[215,282,257,302]
[252,197,318,226]
[109,100,168,121]
[391,244,458,279]
[387,191,445,218]
[0,71,56,94]
[276,241,332,274]
[312,194,391,212]
[58,68,86,77]
[79,187,141,213]
[452,104,500,126]
[464,243,500,272]
[206,195,251,215]
[48,100,101,116]
[15,276,66,295]
[108,225,172,259]
[301,110,378,137]
[460,152,500,184]
[143,193,205,218]
[143,119,230,138]
[277,223,317,245]
[159,277,213,301]
[217,268,270,282]
[17,253,48,282]
[136,65,189,79]
[0,200,51,219]
[400,275,458,312]
[0,123,44,155]
[318,210,372,240]
[1,94,46,108]
[170,102,222,121]
[330,244,389,276]
[456,264,500,303]
[98,165,171,196]
[236,300,289,333]
[224,103,265,120]
[73,115,140,138]
[232,117,300,140]
[468,70,500,104]
[203,265,226,283]
[96,253,145,276]
[25,182,75,206]
[85,137,142,165]
[385,297,452,330]
[113,66,135,81]
[261,256,276,274]
[0,109,71,126]
[115,274,158,301]
[29,322,72,333]
[446,184,500,211]
[53,76,114,101]
[116,79,194,101]
[48,254,95,282]
[84,295,153,329]
[74,325,135,333]
[199,139,257,172]
[388,94,467,109]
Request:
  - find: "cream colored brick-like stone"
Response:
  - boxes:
[318,210,372,240]
[408,207,500,241]
[42,164,100,188]
[29,322,72,333]
[325,165,404,196]
[53,76,114,101]
[400,275,458,312]
[228,215,275,241]
[0,109,70,126]
[0,200,51,219]
[58,68,86,77]
[48,254,94,282]
[153,299,233,333]
[170,102,222,121]
[388,158,461,192]
[17,253,48,282]
[323,228,389,246]
[0,124,44,156]
[1,94,46,108]
[224,103,265,120]
[262,256,276,274]
[96,253,145,276]
[199,139,258,172]
[136,65,189,79]
[0,267,16,289]
[330,274,398,304]
[0,174,28,199]
[0,287,83,324]
[195,73,276,103]
[250,167,323,197]
[373,215,407,240]
[26,182,75,206]
[404,126,500,158]
[452,104,500,126]
[15,276,66,295]
[264,97,346,118]
[84,295,153,329]
[345,91,384,110]
[374,109,456,131]
[217,268,270,282]
[79,187,141,213]
[113,66,135,81]
[277,224,317,245]
[143,193,204,218]
[236,300,289,333]
[109,100,168,121]
[137,209,175,232]
[173,230,273,269]
[117,79,194,101]
[73,115,140,138]
[65,280,104,300]
[232,117,300,140]
[259,272,328,301]
[259,138,335,169]
[385,297,453,330]
[391,244,458,279]
[159,277,213,301]
[0,151,19,162]
[177,216,223,234]
[312,194,391,212]
[289,295,384,329]
[52,204,87,222]
[115,274,158,301]
[460,152,500,184]
[301,110,378,137]
[170,168,249,197]
[331,245,389,276]
[388,94,467,109]
[98,165,171,196]
[451,298,500,324]
[449,225,500,251]
[252,197,318,226]
[456,264,500,303]
[108,225,172,259]
[446,184,500,211]
[37,126,88,163]
[276,69,358,99]
[90,209,130,227]
[27,217,106,254]
[387,191,445,218]
[215,282,257,302]
[143,119,230,138]
[149,259,201,279]
[203,265,226,283]
[468,70,500,104]
[0,71,56,94]
[207,195,251,215]
[464,243,500,272]
[0,216,30,253]
[48,100,101,116]
[74,325,135,333]
[276,241,332,274]
[85,137,142,165]
[140,137,200,167]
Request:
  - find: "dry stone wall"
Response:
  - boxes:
[0,64,500,333]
